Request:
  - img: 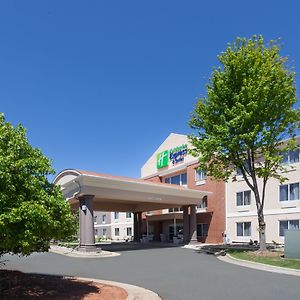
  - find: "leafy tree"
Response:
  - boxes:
[189,36,300,251]
[0,114,76,256]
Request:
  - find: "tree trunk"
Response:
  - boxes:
[258,214,267,251]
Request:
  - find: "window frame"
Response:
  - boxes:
[164,173,187,186]
[279,220,300,236]
[195,169,207,183]
[279,182,300,202]
[281,149,300,165]
[236,222,251,237]
[236,190,251,206]
[197,223,209,237]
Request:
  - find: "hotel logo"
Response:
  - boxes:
[156,144,188,169]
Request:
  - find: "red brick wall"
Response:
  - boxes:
[187,163,226,243]
[143,165,226,244]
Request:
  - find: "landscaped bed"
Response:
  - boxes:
[0,270,128,300]
[228,250,300,270]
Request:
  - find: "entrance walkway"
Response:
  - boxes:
[4,247,300,300]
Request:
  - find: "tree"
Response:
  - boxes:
[189,36,300,251]
[0,114,76,256]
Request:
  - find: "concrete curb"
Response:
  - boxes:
[218,254,300,277]
[49,246,120,258]
[75,277,162,300]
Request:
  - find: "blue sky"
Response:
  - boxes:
[1,1,300,178]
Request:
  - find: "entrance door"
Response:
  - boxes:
[168,224,183,241]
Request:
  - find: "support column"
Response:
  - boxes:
[137,211,143,242]
[133,212,139,242]
[78,195,96,252]
[183,205,190,244]
[189,205,198,244]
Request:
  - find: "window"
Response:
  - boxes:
[168,207,183,213]
[126,212,132,218]
[94,229,98,235]
[280,183,299,201]
[281,149,300,164]
[115,228,120,236]
[94,216,97,223]
[114,212,119,219]
[236,191,251,206]
[237,222,251,236]
[198,196,208,209]
[164,173,187,186]
[102,215,106,223]
[279,220,299,236]
[236,161,250,176]
[103,228,107,236]
[197,224,208,236]
[195,170,207,182]
[126,227,132,236]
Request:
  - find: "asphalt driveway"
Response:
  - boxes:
[3,247,300,300]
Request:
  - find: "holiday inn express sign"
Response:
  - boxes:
[156,144,188,169]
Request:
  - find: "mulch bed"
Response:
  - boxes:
[0,270,128,300]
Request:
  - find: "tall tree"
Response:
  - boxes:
[189,36,300,251]
[0,114,76,256]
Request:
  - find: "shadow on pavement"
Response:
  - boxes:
[97,241,184,252]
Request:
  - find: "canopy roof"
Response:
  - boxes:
[54,169,208,212]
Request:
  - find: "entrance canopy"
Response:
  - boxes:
[54,169,208,212]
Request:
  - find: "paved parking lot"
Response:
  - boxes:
[3,247,300,300]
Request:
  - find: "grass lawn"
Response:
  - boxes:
[228,250,300,270]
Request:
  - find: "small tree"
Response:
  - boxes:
[189,36,300,251]
[0,114,76,256]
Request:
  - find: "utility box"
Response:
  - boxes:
[285,230,300,259]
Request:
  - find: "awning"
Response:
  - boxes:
[54,169,209,212]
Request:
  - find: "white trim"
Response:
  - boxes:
[228,207,300,218]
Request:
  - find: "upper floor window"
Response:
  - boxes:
[236,190,251,206]
[280,183,299,201]
[195,170,207,182]
[126,212,132,218]
[236,160,250,176]
[94,216,97,223]
[164,173,187,186]
[237,222,251,236]
[279,220,299,236]
[114,212,119,219]
[281,149,300,165]
[102,215,106,223]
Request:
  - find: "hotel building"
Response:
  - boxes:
[226,147,300,244]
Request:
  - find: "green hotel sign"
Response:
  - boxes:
[156,144,188,169]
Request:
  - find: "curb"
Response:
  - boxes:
[75,277,162,300]
[218,254,300,277]
[49,246,120,258]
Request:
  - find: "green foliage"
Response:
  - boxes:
[228,250,300,270]
[0,114,76,256]
[189,36,300,250]
[189,35,299,183]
